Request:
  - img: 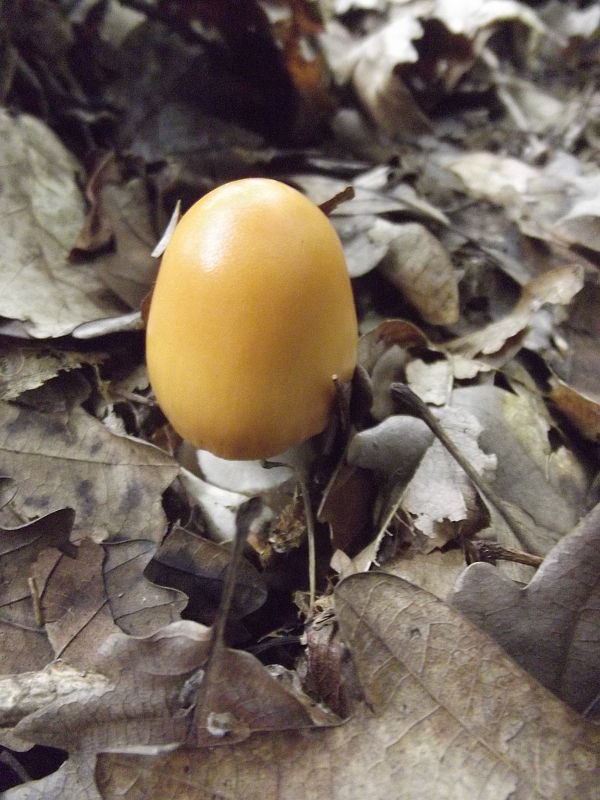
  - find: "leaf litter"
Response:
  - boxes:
[1,0,599,797]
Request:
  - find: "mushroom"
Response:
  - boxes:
[146,178,358,461]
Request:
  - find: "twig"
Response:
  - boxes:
[28,576,43,628]
[319,186,355,217]
[296,469,317,607]
[191,498,263,737]
[467,540,543,568]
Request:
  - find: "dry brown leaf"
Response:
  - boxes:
[317,462,376,556]
[451,384,590,555]
[449,501,600,714]
[91,179,159,309]
[146,527,267,628]
[70,153,122,258]
[549,381,600,443]
[372,220,459,325]
[349,404,495,550]
[0,345,103,402]
[0,399,178,542]
[321,15,430,136]
[0,509,75,613]
[95,573,600,799]
[103,540,187,636]
[31,539,120,669]
[442,149,600,252]
[191,645,319,747]
[3,754,101,800]
[11,621,210,758]
[547,278,600,442]
[445,264,584,375]
[8,618,327,796]
[0,510,73,681]
[400,405,496,546]
[383,547,468,601]
[0,110,127,338]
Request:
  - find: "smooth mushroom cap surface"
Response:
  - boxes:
[146,178,358,459]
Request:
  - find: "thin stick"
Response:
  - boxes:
[28,576,43,628]
[191,498,262,739]
[468,540,543,568]
[297,469,317,607]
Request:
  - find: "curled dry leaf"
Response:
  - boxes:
[191,645,322,748]
[442,149,600,252]
[0,110,126,338]
[0,345,103,402]
[11,621,211,758]
[0,399,178,542]
[145,526,267,628]
[449,501,600,714]
[8,618,332,796]
[290,171,448,279]
[321,15,430,137]
[0,662,110,730]
[400,405,496,546]
[445,264,584,377]
[371,219,459,325]
[549,380,600,443]
[357,318,434,420]
[547,279,600,442]
[89,178,160,309]
[3,754,101,800]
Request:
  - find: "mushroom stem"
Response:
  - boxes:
[296,468,317,607]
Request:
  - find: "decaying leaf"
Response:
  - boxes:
[0,110,127,338]
[371,219,459,325]
[0,509,74,677]
[0,346,103,402]
[449,501,600,714]
[442,149,600,252]
[7,615,332,796]
[451,384,590,555]
[349,404,495,550]
[11,621,210,758]
[549,380,600,443]
[0,509,75,612]
[88,178,159,310]
[3,754,100,800]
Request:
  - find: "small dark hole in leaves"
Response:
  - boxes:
[0,746,67,792]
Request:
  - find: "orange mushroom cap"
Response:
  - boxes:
[146,178,358,459]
